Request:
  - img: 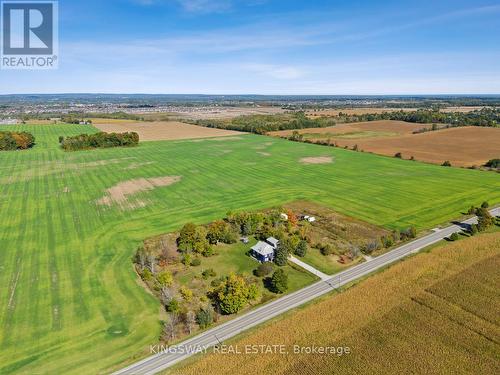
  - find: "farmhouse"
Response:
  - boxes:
[250,237,280,262]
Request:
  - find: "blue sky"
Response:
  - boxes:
[1,0,500,94]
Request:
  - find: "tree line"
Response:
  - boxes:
[191,112,337,134]
[0,131,35,150]
[190,108,499,135]
[59,132,139,151]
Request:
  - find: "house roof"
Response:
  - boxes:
[251,241,275,256]
[266,237,279,247]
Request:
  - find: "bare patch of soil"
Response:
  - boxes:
[97,176,181,209]
[300,156,333,164]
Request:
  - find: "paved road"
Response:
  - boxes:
[114,208,499,375]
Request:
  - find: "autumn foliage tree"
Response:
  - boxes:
[210,274,259,314]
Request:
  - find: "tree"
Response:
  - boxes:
[160,286,174,306]
[184,310,197,334]
[449,232,459,241]
[162,313,179,342]
[476,207,494,231]
[177,223,197,252]
[394,152,402,159]
[207,220,227,244]
[211,274,258,314]
[350,245,360,259]
[442,160,452,167]
[270,269,288,294]
[274,246,288,266]
[481,201,489,209]
[196,306,214,329]
[295,240,308,257]
[470,223,478,236]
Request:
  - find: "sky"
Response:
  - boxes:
[1,0,500,94]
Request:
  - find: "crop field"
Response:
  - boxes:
[269,120,430,138]
[271,122,500,167]
[0,123,499,374]
[172,233,500,375]
[93,120,243,141]
[305,106,489,118]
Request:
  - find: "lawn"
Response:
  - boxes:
[174,238,316,292]
[0,123,499,374]
[300,248,364,275]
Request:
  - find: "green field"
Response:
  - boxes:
[0,123,499,374]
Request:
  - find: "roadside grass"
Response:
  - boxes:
[299,248,363,275]
[170,233,500,375]
[0,123,499,374]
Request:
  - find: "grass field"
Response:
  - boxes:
[171,232,500,375]
[0,123,499,374]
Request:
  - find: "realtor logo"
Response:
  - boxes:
[1,0,58,69]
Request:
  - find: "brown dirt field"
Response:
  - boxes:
[300,156,333,164]
[337,127,500,167]
[270,121,500,167]
[171,232,500,375]
[269,120,430,138]
[97,176,181,209]
[93,120,243,141]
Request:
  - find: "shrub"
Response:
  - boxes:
[157,270,173,286]
[182,254,192,266]
[320,244,335,256]
[481,201,489,209]
[394,152,402,159]
[166,298,180,313]
[485,158,500,168]
[442,160,452,167]
[196,306,214,329]
[142,268,153,282]
[180,286,193,301]
[254,263,274,277]
[202,268,216,279]
[449,232,459,241]
[190,258,201,267]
